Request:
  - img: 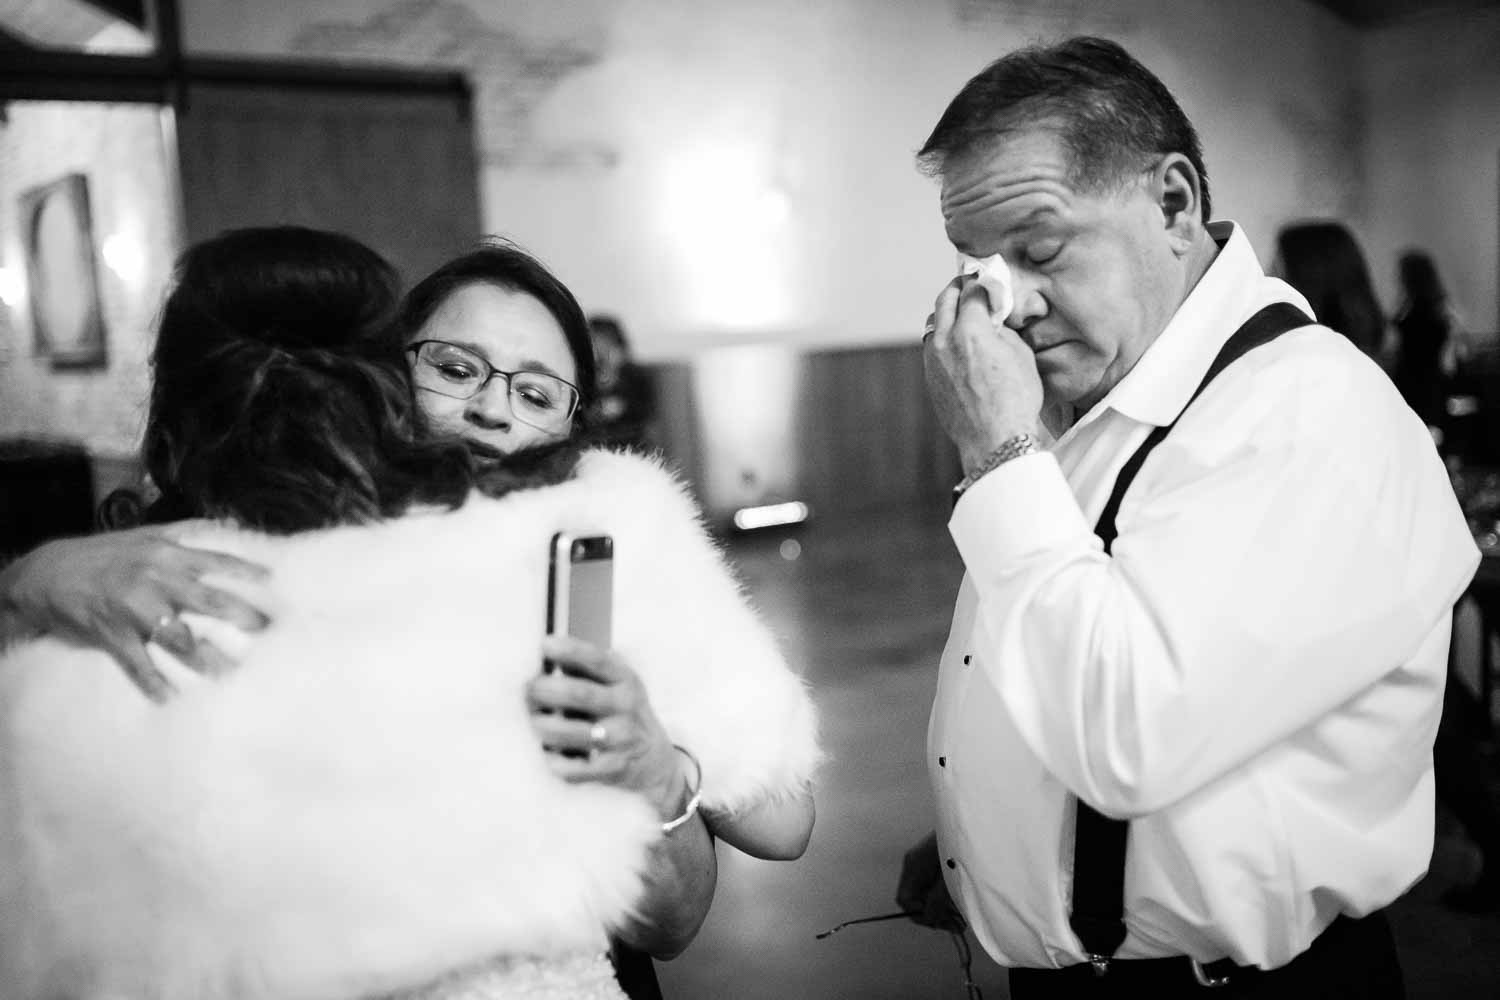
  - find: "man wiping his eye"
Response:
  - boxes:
[898,35,1477,1000]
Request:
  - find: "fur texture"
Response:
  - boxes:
[0,450,820,1000]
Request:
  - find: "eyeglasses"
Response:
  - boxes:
[816,910,983,999]
[405,339,580,432]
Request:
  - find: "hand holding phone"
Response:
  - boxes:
[543,533,614,757]
[533,535,683,795]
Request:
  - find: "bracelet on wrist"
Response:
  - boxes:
[952,432,1043,504]
[660,743,703,834]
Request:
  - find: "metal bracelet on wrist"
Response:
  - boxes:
[952,432,1043,502]
[661,743,703,834]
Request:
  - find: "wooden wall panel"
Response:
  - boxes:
[797,343,961,521]
[639,360,703,491]
[175,84,481,285]
[646,343,961,527]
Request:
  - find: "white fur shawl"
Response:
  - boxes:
[0,450,820,1000]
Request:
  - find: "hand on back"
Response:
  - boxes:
[1,524,271,701]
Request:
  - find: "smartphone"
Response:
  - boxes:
[546,532,614,662]
[544,534,614,754]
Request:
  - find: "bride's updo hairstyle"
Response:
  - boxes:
[142,226,473,533]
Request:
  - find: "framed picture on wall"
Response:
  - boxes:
[20,173,108,370]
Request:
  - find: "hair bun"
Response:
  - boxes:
[231,274,392,355]
[180,226,400,355]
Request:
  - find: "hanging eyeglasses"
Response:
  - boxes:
[815,910,984,1000]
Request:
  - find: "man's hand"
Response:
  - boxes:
[896,831,966,932]
[923,276,1043,472]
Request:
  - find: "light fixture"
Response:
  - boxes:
[732,500,810,532]
[655,143,797,331]
[101,233,145,286]
[0,266,23,307]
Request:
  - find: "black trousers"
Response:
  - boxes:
[610,939,663,1000]
[1008,911,1405,999]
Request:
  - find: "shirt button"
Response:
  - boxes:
[946,858,957,870]
[938,756,947,767]
[963,654,971,665]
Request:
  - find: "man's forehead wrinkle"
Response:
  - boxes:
[940,174,1073,231]
[939,166,997,211]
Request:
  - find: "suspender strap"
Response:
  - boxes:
[1093,302,1314,549]
[1068,302,1313,968]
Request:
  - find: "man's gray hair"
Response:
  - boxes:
[918,36,1212,220]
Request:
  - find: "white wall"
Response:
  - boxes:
[180,0,1370,359]
[8,0,1487,455]
[1362,7,1500,338]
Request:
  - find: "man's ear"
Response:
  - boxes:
[1150,153,1203,254]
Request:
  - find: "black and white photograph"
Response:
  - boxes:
[0,2,1497,998]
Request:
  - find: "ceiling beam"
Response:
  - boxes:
[0,48,471,105]
[0,50,171,103]
[1303,0,1500,27]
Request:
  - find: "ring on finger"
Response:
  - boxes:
[146,612,178,646]
[922,319,937,340]
[589,721,609,752]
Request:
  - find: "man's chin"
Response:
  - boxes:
[1041,375,1084,403]
[1043,374,1105,414]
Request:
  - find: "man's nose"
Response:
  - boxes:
[1004,271,1046,332]
[465,378,514,429]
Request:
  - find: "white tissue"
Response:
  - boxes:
[959,253,1014,326]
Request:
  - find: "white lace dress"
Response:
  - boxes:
[389,952,626,1000]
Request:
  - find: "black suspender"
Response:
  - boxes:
[1069,302,1314,972]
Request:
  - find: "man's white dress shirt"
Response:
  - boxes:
[928,222,1480,970]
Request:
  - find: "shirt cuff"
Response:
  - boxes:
[949,451,1093,569]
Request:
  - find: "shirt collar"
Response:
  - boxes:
[1072,221,1293,432]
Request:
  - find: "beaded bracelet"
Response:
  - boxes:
[661,744,704,834]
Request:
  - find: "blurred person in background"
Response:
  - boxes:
[1391,248,1500,915]
[586,313,657,452]
[1274,220,1386,359]
[1277,233,1500,914]
[1392,249,1460,435]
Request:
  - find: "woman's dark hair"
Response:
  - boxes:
[588,313,630,353]
[918,36,1211,220]
[1275,221,1385,356]
[141,226,482,534]
[1398,250,1447,313]
[396,239,598,425]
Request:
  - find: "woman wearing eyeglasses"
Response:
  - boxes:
[397,242,820,998]
[399,246,595,458]
[0,231,818,1000]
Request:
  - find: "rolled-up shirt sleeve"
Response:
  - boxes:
[950,349,1479,819]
